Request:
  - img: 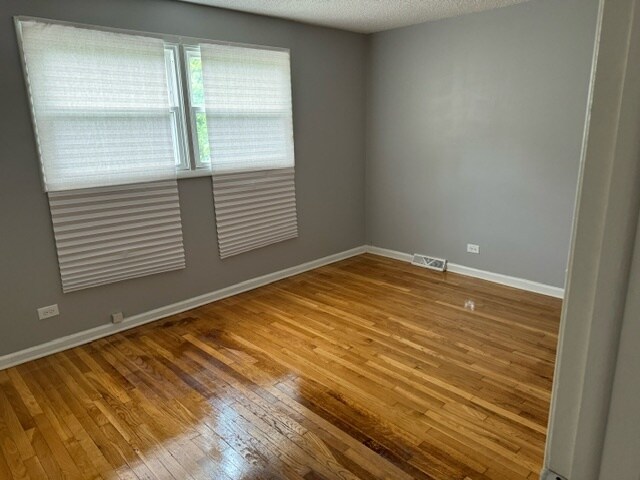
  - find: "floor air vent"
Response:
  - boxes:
[411,254,447,272]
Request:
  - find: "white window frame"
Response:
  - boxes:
[164,43,191,172]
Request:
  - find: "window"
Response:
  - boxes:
[198,43,295,173]
[18,20,180,191]
[18,19,294,183]
[18,17,298,280]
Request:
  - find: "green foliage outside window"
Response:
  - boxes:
[189,55,211,164]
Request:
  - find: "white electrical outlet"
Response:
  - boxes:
[467,243,480,254]
[111,312,124,324]
[37,304,59,320]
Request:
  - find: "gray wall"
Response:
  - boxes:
[366,0,600,287]
[0,0,367,355]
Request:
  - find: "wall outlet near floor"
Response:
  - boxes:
[37,304,59,320]
[467,243,480,254]
[111,312,124,324]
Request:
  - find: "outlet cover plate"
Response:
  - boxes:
[37,304,59,320]
[467,243,480,254]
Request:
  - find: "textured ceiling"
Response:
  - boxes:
[178,0,533,33]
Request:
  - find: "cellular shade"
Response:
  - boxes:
[18,20,177,191]
[199,43,295,173]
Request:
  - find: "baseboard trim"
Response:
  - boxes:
[365,245,565,299]
[366,245,414,263]
[0,246,366,371]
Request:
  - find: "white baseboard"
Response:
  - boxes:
[366,245,414,262]
[0,246,366,371]
[365,245,565,299]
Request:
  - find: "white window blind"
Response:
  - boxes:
[199,43,298,257]
[212,168,298,258]
[19,20,177,191]
[199,43,294,173]
[18,19,187,292]
[48,181,185,292]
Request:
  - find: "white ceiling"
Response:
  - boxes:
[178,0,533,33]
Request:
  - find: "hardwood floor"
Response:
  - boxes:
[0,254,561,479]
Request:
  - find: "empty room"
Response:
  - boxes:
[1,0,639,479]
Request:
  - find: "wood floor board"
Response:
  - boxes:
[0,254,561,479]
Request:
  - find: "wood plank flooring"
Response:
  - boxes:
[0,254,561,479]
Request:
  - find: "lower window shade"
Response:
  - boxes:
[48,180,186,292]
[212,167,298,259]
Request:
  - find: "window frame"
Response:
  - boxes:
[164,43,191,172]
